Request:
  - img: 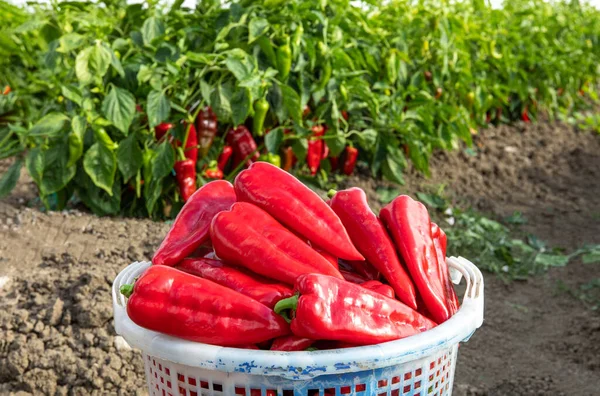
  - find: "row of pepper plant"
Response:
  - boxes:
[0,0,599,217]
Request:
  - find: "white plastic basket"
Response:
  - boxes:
[112,257,484,396]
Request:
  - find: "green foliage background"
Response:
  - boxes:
[0,0,599,217]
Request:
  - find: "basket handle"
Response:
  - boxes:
[447,256,485,338]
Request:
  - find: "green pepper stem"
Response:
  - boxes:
[120,284,134,298]
[327,189,337,198]
[274,295,299,324]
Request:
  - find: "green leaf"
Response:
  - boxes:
[137,65,153,83]
[326,132,346,157]
[77,171,121,215]
[83,142,117,195]
[382,145,407,185]
[200,80,212,103]
[230,88,251,126]
[147,90,170,128]
[142,17,165,45]
[153,142,175,180]
[210,85,232,123]
[57,33,85,53]
[0,159,23,198]
[415,192,447,210]
[144,178,162,215]
[72,115,87,137]
[291,138,308,160]
[376,186,401,205]
[248,17,269,43]
[280,84,302,123]
[29,113,69,137]
[265,129,283,153]
[117,134,143,182]
[75,47,93,84]
[26,148,44,187]
[40,144,76,196]
[102,86,136,134]
[89,43,112,78]
[61,85,83,106]
[582,250,600,264]
[225,51,254,81]
[110,50,125,77]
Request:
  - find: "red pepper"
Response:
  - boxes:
[341,110,349,121]
[281,147,296,172]
[340,269,368,284]
[2,85,11,95]
[155,122,173,141]
[174,159,197,202]
[183,123,198,163]
[196,106,218,158]
[306,125,325,175]
[177,258,293,309]
[275,274,435,345]
[342,146,358,175]
[217,145,233,171]
[329,156,339,171]
[302,105,311,117]
[431,223,459,315]
[321,142,330,160]
[361,280,395,299]
[153,180,236,266]
[485,111,492,124]
[330,188,417,309]
[234,162,363,261]
[210,202,344,285]
[380,195,452,323]
[227,125,260,168]
[203,160,224,180]
[521,105,530,123]
[270,335,315,351]
[120,265,290,346]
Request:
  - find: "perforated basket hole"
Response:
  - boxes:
[234,387,277,395]
[356,383,366,392]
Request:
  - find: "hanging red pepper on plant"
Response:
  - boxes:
[203,160,224,180]
[234,162,364,261]
[210,202,344,285]
[330,188,417,309]
[306,125,325,176]
[227,125,260,168]
[174,159,197,202]
[183,122,198,163]
[153,180,236,266]
[521,105,530,123]
[281,147,296,171]
[120,265,290,346]
[274,274,435,345]
[155,122,173,141]
[380,195,453,324]
[217,145,233,171]
[342,146,358,175]
[196,106,218,158]
[177,258,293,309]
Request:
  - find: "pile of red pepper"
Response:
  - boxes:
[121,161,459,350]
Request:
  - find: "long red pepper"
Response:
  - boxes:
[210,202,344,285]
[307,125,325,175]
[177,258,293,309]
[183,123,198,163]
[155,122,173,141]
[227,125,259,168]
[153,180,236,266]
[431,223,459,315]
[217,145,233,171]
[196,106,218,158]
[342,146,358,175]
[234,162,363,261]
[315,248,339,270]
[174,159,197,202]
[275,274,435,345]
[330,188,417,309]
[380,195,452,323]
[121,266,289,345]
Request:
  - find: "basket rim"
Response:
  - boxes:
[112,257,484,380]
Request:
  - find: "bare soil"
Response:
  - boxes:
[1,120,599,395]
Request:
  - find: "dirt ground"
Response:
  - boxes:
[1,120,599,395]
